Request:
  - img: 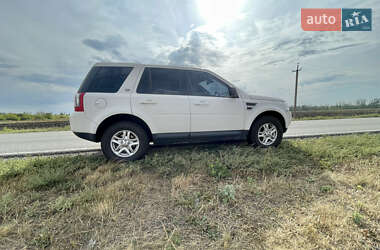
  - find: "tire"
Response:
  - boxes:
[250,116,283,147]
[101,121,149,161]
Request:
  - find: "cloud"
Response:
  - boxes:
[298,42,366,57]
[0,75,76,113]
[83,35,127,60]
[0,55,18,69]
[301,74,345,86]
[0,63,17,69]
[270,34,368,59]
[0,0,379,112]
[16,73,79,86]
[83,35,126,51]
[263,59,286,66]
[168,31,227,67]
[327,43,365,51]
[298,49,322,57]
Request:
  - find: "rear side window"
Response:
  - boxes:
[137,68,187,95]
[78,66,133,93]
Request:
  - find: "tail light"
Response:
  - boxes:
[74,92,85,112]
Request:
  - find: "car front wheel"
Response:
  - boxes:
[101,122,149,161]
[250,116,283,147]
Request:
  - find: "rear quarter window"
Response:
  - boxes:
[78,66,133,93]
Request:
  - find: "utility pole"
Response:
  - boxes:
[292,63,302,118]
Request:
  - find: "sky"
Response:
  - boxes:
[0,0,379,113]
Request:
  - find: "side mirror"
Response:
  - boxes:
[229,88,239,98]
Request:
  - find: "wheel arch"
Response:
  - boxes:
[95,114,153,142]
[249,110,287,136]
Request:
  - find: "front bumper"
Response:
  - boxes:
[286,110,292,128]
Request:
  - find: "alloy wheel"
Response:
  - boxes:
[257,122,278,146]
[110,130,140,157]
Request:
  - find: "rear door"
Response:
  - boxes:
[131,67,190,141]
[188,70,245,137]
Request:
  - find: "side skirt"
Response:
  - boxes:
[152,130,248,146]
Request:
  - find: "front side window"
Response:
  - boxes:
[137,68,187,95]
[78,66,133,93]
[189,71,231,97]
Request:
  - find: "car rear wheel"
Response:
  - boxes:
[101,121,149,161]
[250,116,283,147]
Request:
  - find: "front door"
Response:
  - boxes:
[187,70,245,139]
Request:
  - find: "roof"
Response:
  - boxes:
[94,62,204,71]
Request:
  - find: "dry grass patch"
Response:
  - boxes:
[171,173,201,198]
[0,134,380,249]
[264,158,380,249]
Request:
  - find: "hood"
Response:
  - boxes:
[235,87,286,103]
[245,94,285,103]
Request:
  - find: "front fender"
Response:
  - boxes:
[244,103,291,130]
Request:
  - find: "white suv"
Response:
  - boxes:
[70,63,291,161]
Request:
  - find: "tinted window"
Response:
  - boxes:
[78,66,133,93]
[189,71,231,97]
[137,68,187,95]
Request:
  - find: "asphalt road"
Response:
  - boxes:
[1,117,380,157]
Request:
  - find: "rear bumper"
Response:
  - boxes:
[73,132,98,142]
[69,112,97,134]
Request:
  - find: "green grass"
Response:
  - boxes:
[293,108,380,120]
[0,112,68,122]
[1,134,380,249]
[294,113,380,120]
[0,125,70,134]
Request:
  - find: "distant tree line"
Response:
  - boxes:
[290,98,380,111]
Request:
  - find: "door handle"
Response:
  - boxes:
[140,99,157,104]
[194,101,209,105]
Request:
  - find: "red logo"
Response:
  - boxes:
[301,8,341,31]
